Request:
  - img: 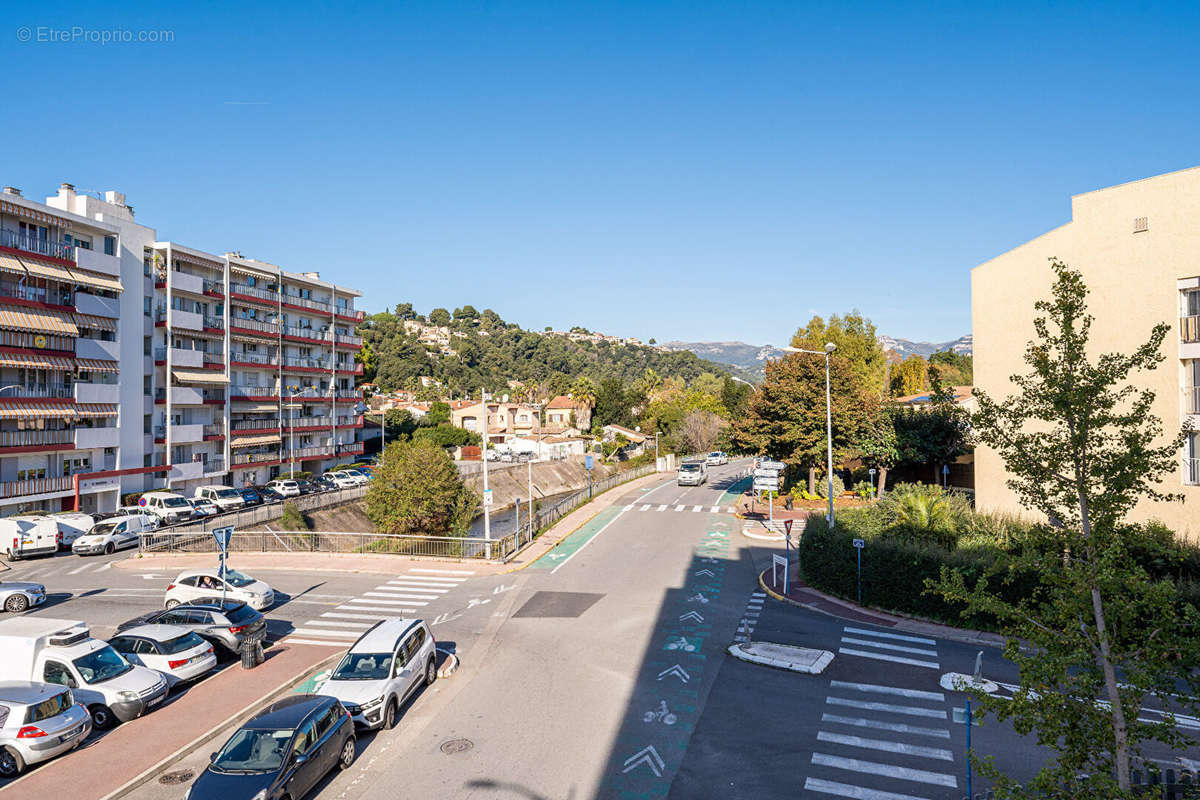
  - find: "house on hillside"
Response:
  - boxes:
[601,424,649,458]
[544,395,593,432]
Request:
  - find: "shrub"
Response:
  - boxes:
[280,502,310,531]
[817,474,845,499]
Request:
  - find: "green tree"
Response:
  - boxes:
[366,440,479,535]
[570,376,598,407]
[594,378,631,428]
[454,305,479,321]
[412,424,480,448]
[928,349,972,385]
[427,401,451,426]
[889,354,928,397]
[720,376,752,419]
[356,340,379,384]
[792,311,888,398]
[932,260,1200,795]
[648,337,656,345]
[382,408,418,441]
[429,308,451,326]
[394,302,414,319]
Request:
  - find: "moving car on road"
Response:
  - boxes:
[165,569,275,611]
[72,513,156,556]
[108,625,217,686]
[706,451,729,466]
[316,618,437,730]
[187,694,355,800]
[677,459,708,486]
[118,600,266,659]
[0,680,91,778]
[0,581,45,614]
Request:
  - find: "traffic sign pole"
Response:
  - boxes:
[853,538,865,605]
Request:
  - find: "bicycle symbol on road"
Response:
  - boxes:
[665,636,698,652]
[687,593,710,604]
[643,700,678,725]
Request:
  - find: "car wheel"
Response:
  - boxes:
[89,704,116,730]
[4,594,29,613]
[104,542,115,555]
[164,599,180,609]
[337,736,355,770]
[425,656,437,686]
[383,699,398,730]
[0,746,24,778]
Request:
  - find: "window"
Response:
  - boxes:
[104,236,116,256]
[314,704,340,738]
[144,257,151,277]
[293,719,318,755]
[1188,433,1200,486]
[43,661,75,688]
[144,297,151,317]
[1186,290,1200,318]
[144,336,151,356]
[144,377,151,397]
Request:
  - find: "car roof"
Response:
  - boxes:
[246,694,331,728]
[171,598,250,613]
[114,624,192,641]
[350,617,421,653]
[0,680,66,705]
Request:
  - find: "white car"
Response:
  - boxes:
[193,486,246,512]
[164,568,275,611]
[267,479,302,498]
[0,581,46,614]
[328,470,367,487]
[706,451,729,466]
[188,498,220,518]
[0,681,91,777]
[325,472,359,489]
[72,513,156,556]
[107,625,216,686]
[139,492,194,525]
[316,618,437,730]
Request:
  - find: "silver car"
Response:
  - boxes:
[0,581,46,614]
[0,681,91,777]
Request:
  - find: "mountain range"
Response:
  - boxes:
[662,335,972,381]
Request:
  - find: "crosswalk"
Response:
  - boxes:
[626,504,739,514]
[285,568,475,647]
[731,591,765,644]
[7,558,114,577]
[837,625,941,670]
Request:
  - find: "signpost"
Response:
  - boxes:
[852,538,864,604]
[482,489,494,508]
[585,454,594,498]
[212,526,234,608]
[942,463,950,488]
[772,553,788,593]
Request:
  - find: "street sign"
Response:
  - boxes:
[758,459,787,471]
[784,519,793,536]
[585,454,594,471]
[772,553,789,591]
[482,489,494,507]
[852,538,865,549]
[212,526,233,551]
[753,478,779,492]
[753,467,783,478]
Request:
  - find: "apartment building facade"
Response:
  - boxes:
[0,182,364,517]
[972,165,1200,537]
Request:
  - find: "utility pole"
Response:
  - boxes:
[480,388,491,551]
[527,455,533,539]
[824,343,835,527]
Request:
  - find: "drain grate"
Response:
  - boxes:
[158,769,195,785]
[440,737,474,755]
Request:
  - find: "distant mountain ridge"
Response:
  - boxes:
[663,334,972,381]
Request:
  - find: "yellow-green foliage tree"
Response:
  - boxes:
[889,355,928,397]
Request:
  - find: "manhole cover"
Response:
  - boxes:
[441,738,474,755]
[158,769,195,785]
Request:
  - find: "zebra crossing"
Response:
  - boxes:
[837,625,941,670]
[625,504,739,514]
[731,591,765,644]
[285,567,475,647]
[8,558,114,577]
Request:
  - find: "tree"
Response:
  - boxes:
[356,340,379,384]
[570,376,597,408]
[394,302,414,319]
[929,349,972,385]
[859,406,900,494]
[426,401,451,426]
[932,260,1200,795]
[721,376,752,419]
[594,378,631,428]
[382,408,418,441]
[648,337,657,345]
[889,354,928,397]
[454,305,479,321]
[412,425,479,448]
[429,308,451,326]
[366,440,479,535]
[792,311,888,398]
[731,352,878,492]
[892,400,970,474]
[680,409,724,454]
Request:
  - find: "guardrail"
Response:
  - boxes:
[140,485,369,540]
[140,528,518,561]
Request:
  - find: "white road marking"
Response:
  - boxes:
[803,777,933,800]
[290,627,360,638]
[840,636,939,657]
[816,731,953,761]
[67,564,93,575]
[98,562,113,571]
[408,568,474,575]
[657,504,667,511]
[752,592,765,597]
[306,620,374,629]
[843,626,936,645]
[346,598,427,607]
[364,592,440,600]
[825,697,946,719]
[829,681,944,702]
[321,612,384,620]
[641,505,652,511]
[549,501,637,575]
[692,505,702,512]
[821,713,950,739]
[285,638,350,647]
[387,575,465,583]
[811,752,957,788]
[383,584,450,592]
[710,505,719,512]
[837,648,940,670]
[674,505,685,512]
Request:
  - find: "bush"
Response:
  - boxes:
[817,474,845,499]
[280,502,310,531]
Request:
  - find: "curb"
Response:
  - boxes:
[727,642,834,674]
[436,647,459,678]
[741,526,784,541]
[756,571,1005,651]
[98,648,343,800]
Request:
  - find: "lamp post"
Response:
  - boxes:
[480,389,491,553]
[783,343,838,527]
[284,387,302,479]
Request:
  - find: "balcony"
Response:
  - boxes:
[0,280,72,308]
[76,338,120,362]
[335,333,363,346]
[230,352,278,367]
[170,423,205,443]
[335,415,364,427]
[281,294,333,314]
[74,426,120,450]
[232,418,281,432]
[230,385,277,399]
[333,389,361,400]
[204,423,225,438]
[1183,316,1200,343]
[165,348,205,369]
[75,246,120,277]
[168,307,203,332]
[203,458,226,475]
[0,476,73,499]
[203,279,225,296]
[230,283,279,303]
[282,325,324,341]
[75,291,120,318]
[232,449,281,466]
[168,460,205,482]
[155,387,222,405]
[283,445,335,460]
[230,317,280,337]
[282,356,331,371]
[0,229,73,261]
[338,308,365,322]
[0,383,72,400]
[284,415,333,429]
[74,382,119,404]
[0,429,73,449]
[203,352,225,367]
[170,272,204,296]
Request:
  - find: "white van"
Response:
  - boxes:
[138,492,194,525]
[677,459,708,486]
[192,485,246,512]
[45,513,95,548]
[1,518,61,561]
[0,618,168,730]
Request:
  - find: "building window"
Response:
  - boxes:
[144,297,151,317]
[143,336,151,356]
[104,236,116,256]
[144,454,152,468]
[1188,433,1200,486]
[143,377,151,397]
[144,257,151,277]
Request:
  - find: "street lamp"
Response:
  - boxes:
[784,342,838,527]
[284,386,302,479]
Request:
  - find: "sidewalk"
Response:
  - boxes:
[115,470,675,578]
[759,566,1006,649]
[0,643,340,799]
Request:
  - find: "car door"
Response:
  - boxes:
[286,716,323,798]
[395,631,421,698]
[312,704,343,774]
[111,521,132,549]
[109,636,138,665]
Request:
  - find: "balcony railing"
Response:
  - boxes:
[230,352,278,366]
[0,476,73,498]
[282,294,333,314]
[202,279,225,295]
[282,357,331,370]
[230,317,280,335]
[203,458,225,473]
[335,333,363,346]
[282,325,322,340]
[0,429,73,448]
[232,449,281,466]
[230,283,279,302]
[1,229,74,261]
[153,425,166,438]
[283,445,335,460]
[285,415,333,428]
[0,279,73,307]
[333,389,360,400]
[202,315,223,330]
[0,384,72,399]
[335,415,362,426]
[230,385,275,397]
[232,417,280,431]
[338,308,365,321]
[1182,316,1200,343]
[203,423,224,437]
[203,352,224,366]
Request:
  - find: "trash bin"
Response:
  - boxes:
[784,495,793,511]
[240,638,265,669]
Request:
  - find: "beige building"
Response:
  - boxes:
[973,165,1200,537]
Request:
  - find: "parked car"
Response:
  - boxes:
[267,479,301,498]
[0,581,45,614]
[194,486,246,512]
[295,479,318,496]
[1,514,93,561]
[238,487,264,507]
[107,625,217,686]
[72,513,156,556]
[118,600,266,658]
[0,618,168,730]
[324,472,359,489]
[314,475,338,492]
[187,694,355,800]
[139,492,195,526]
[327,470,367,487]
[165,568,275,611]
[188,498,220,518]
[254,485,285,503]
[44,513,95,549]
[315,618,437,730]
[0,681,91,777]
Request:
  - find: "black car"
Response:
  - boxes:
[255,485,285,504]
[188,694,354,800]
[314,475,337,492]
[239,487,264,507]
[295,479,318,495]
[118,599,266,657]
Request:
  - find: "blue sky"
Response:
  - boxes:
[4,1,1199,346]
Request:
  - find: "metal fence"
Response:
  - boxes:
[143,486,368,537]
[140,528,520,561]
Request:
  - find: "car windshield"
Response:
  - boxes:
[73,645,132,684]
[162,497,190,508]
[161,632,206,655]
[680,464,701,473]
[332,652,393,680]
[26,690,72,723]
[219,569,256,588]
[215,489,240,499]
[709,453,721,458]
[211,728,294,773]
[89,522,119,537]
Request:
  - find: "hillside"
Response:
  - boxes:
[877,334,973,359]
[358,307,730,395]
